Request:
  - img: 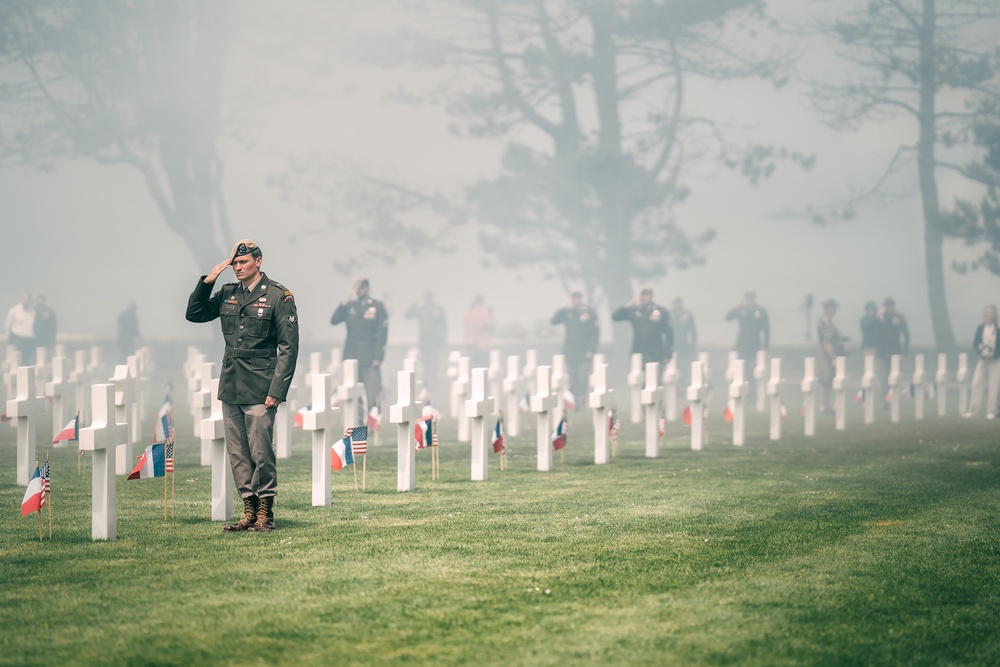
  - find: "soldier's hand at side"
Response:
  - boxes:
[372,360,380,367]
[205,260,232,284]
[265,395,281,409]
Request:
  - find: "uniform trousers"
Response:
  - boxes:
[968,357,1000,416]
[223,402,278,500]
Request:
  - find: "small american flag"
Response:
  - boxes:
[165,439,174,474]
[347,426,368,456]
[40,460,51,508]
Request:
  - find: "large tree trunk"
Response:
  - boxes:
[918,0,957,351]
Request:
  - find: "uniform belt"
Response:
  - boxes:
[226,348,275,359]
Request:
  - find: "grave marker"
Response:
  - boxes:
[302,373,340,506]
[390,370,420,492]
[589,362,613,465]
[200,377,233,521]
[640,362,662,458]
[466,368,496,481]
[79,383,126,540]
[531,365,557,472]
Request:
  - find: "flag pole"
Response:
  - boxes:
[362,453,367,491]
[36,456,43,541]
[353,458,359,493]
[163,458,168,521]
[47,453,52,540]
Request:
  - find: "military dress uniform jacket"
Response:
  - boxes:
[612,302,673,364]
[185,272,299,404]
[875,312,910,359]
[330,297,388,367]
[551,305,600,360]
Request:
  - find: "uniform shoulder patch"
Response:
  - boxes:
[283,290,294,303]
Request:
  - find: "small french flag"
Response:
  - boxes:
[331,436,355,471]
[52,415,79,444]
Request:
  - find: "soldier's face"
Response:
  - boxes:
[232,254,261,283]
[986,306,997,324]
[356,284,369,300]
[571,294,582,307]
[640,292,652,305]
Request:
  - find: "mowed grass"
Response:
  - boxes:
[1,403,999,666]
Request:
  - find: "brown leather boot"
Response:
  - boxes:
[223,496,258,532]
[247,496,275,532]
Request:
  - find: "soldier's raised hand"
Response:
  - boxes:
[205,259,232,284]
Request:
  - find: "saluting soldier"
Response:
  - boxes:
[185,240,299,533]
[330,278,389,413]
[612,287,673,368]
[551,291,600,408]
[725,290,770,362]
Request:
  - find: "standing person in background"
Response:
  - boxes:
[331,278,389,414]
[117,301,143,363]
[859,301,878,355]
[725,290,769,401]
[463,295,494,369]
[964,304,1000,420]
[874,296,910,407]
[612,287,673,368]
[551,291,600,408]
[185,239,299,533]
[405,291,448,398]
[670,297,697,386]
[816,299,847,415]
[33,294,57,357]
[5,291,35,365]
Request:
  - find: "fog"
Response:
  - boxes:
[1,0,997,353]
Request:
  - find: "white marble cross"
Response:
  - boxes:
[862,353,876,425]
[453,357,471,443]
[2,348,20,408]
[502,355,522,437]
[193,362,216,465]
[111,363,137,476]
[69,349,90,425]
[935,353,948,417]
[446,350,462,418]
[327,347,343,385]
[833,356,847,431]
[274,400,293,460]
[551,354,568,425]
[87,345,102,378]
[46,356,68,444]
[589,353,605,391]
[487,350,502,408]
[466,368,496,482]
[662,357,678,422]
[589,362,613,465]
[627,353,643,424]
[912,354,926,421]
[338,358,366,430]
[957,352,969,416]
[801,357,817,437]
[127,353,147,440]
[79,383,126,540]
[888,354,902,424]
[303,373,341,506]
[522,349,538,397]
[754,350,768,413]
[7,366,45,486]
[729,358,746,446]
[201,377,233,521]
[390,369,421,492]
[34,347,48,387]
[687,360,707,451]
[531,365,558,472]
[767,357,782,441]
[640,362,662,458]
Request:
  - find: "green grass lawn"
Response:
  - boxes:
[1,404,999,666]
